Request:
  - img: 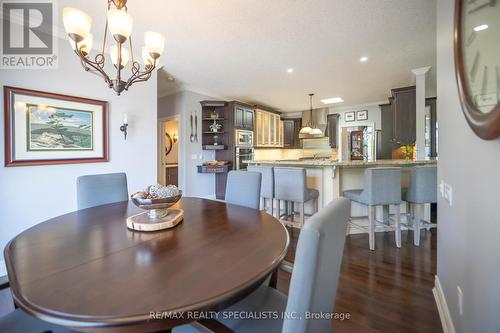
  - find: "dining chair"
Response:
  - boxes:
[343,167,402,250]
[225,170,262,209]
[0,276,72,333]
[247,165,274,214]
[173,197,351,333]
[402,166,437,246]
[76,172,128,210]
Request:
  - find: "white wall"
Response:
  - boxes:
[437,0,500,331]
[0,44,158,275]
[329,104,382,131]
[157,91,216,198]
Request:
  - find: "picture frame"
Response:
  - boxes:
[356,110,368,121]
[4,86,108,167]
[344,111,355,122]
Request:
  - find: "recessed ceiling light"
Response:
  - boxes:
[474,24,488,32]
[360,56,368,62]
[287,68,294,73]
[321,97,344,104]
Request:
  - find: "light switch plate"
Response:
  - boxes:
[457,286,463,316]
[191,154,197,160]
[444,183,453,206]
[440,180,453,206]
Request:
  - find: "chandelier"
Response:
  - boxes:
[62,0,165,95]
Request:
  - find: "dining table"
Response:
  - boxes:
[4,197,289,332]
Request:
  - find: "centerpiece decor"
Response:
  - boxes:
[128,184,183,231]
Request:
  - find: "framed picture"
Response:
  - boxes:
[344,111,355,122]
[356,110,368,121]
[4,86,108,167]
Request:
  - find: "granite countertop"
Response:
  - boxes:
[245,159,437,168]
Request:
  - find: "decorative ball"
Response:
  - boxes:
[143,184,179,199]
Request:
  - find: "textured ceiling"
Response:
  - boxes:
[58,0,437,111]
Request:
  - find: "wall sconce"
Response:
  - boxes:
[120,113,128,140]
[171,132,178,143]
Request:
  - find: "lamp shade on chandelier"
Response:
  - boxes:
[62,0,165,95]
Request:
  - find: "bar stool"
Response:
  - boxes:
[343,167,402,250]
[247,165,274,215]
[402,166,437,246]
[273,167,319,227]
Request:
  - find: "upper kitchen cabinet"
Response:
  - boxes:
[283,118,302,148]
[378,102,394,159]
[234,104,254,131]
[326,114,340,148]
[255,108,283,147]
[391,86,416,145]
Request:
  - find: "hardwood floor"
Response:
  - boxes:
[277,227,442,333]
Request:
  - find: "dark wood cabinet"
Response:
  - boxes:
[165,166,178,186]
[379,87,437,159]
[235,105,254,131]
[426,97,437,158]
[244,109,254,131]
[282,118,301,148]
[327,114,340,148]
[379,102,394,159]
[392,86,416,145]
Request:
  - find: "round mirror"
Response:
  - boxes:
[455,0,500,139]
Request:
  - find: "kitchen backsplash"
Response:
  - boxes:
[254,148,338,161]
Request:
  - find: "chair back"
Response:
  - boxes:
[407,166,437,204]
[247,165,274,199]
[77,173,128,210]
[274,167,307,202]
[225,171,262,209]
[362,167,401,205]
[282,197,351,333]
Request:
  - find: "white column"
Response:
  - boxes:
[412,66,431,160]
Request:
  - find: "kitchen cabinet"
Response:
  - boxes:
[392,86,416,145]
[378,102,394,159]
[426,97,437,158]
[326,114,340,148]
[235,105,254,131]
[254,109,283,147]
[283,118,302,148]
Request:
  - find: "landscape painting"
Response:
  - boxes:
[27,105,94,151]
[4,86,108,167]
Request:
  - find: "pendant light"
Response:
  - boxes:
[299,93,323,138]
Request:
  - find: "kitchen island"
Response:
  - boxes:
[246,159,437,218]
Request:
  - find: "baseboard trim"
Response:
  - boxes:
[433,275,455,333]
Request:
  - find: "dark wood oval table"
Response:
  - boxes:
[4,197,289,332]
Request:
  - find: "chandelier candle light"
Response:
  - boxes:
[63,0,165,95]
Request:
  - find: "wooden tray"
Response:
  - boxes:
[127,208,184,232]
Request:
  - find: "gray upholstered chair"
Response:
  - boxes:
[173,197,351,333]
[247,165,274,215]
[343,167,402,250]
[402,166,437,246]
[273,167,319,227]
[76,172,129,210]
[225,170,262,210]
[0,276,72,333]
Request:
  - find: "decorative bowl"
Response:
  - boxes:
[131,191,182,219]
